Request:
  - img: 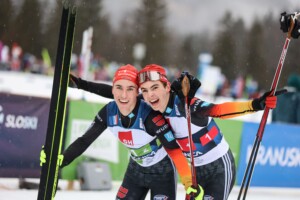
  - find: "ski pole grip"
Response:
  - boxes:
[181,75,190,97]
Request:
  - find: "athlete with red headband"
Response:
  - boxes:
[138,64,283,200]
[41,64,203,200]
[69,64,282,199]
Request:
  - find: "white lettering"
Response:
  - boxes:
[5,115,14,128]
[192,100,202,112]
[246,145,300,167]
[183,150,203,158]
[123,139,133,146]
[16,115,25,128]
[5,114,38,130]
[205,134,212,141]
[156,124,168,134]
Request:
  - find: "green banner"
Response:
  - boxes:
[215,119,243,168]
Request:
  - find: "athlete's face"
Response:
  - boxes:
[139,80,170,113]
[112,79,138,116]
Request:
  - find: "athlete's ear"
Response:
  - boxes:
[166,82,171,93]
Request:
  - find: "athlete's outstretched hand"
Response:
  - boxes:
[171,71,201,104]
[185,184,204,200]
[280,12,300,38]
[252,89,287,111]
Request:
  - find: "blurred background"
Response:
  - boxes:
[0,0,299,92]
[1,0,300,199]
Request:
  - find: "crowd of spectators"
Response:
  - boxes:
[0,41,51,74]
[4,39,299,118]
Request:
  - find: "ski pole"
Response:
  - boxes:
[237,12,299,200]
[181,75,198,200]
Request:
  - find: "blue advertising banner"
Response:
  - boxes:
[237,122,300,188]
[0,93,50,177]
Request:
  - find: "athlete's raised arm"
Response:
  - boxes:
[69,73,113,99]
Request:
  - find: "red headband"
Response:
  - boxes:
[113,64,138,85]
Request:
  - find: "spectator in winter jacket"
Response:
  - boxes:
[272,73,300,124]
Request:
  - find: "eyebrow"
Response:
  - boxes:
[140,83,159,90]
[115,84,137,89]
[128,86,137,89]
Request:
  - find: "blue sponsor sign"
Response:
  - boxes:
[0,93,50,177]
[237,122,300,188]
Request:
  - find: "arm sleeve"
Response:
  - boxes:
[165,147,192,190]
[61,107,108,167]
[191,98,256,119]
[77,78,113,99]
[144,111,192,190]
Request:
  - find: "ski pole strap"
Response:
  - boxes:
[287,18,295,39]
[181,75,190,97]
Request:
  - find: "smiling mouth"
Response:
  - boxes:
[119,99,129,104]
[149,99,159,106]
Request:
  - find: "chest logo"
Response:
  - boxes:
[118,131,134,146]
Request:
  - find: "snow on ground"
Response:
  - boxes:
[0,178,299,200]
